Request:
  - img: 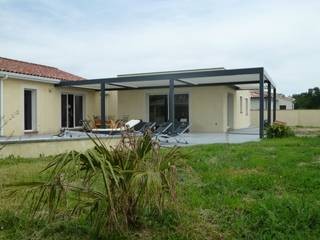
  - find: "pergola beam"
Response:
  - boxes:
[174,78,196,86]
[168,79,175,129]
[273,87,277,122]
[56,67,265,87]
[259,69,265,139]
[100,81,106,128]
[267,82,272,125]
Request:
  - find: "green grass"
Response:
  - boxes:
[1,137,320,239]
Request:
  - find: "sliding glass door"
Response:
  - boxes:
[149,95,168,123]
[148,94,189,123]
[174,94,189,123]
[61,94,83,128]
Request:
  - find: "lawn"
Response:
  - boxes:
[1,137,320,239]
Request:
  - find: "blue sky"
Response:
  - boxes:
[1,0,319,94]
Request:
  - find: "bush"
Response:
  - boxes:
[8,131,181,235]
[266,123,295,138]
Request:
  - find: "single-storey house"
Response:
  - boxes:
[250,91,294,110]
[0,57,276,140]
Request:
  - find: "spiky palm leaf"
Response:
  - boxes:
[7,131,181,234]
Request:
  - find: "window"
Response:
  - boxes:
[245,98,249,116]
[149,95,168,123]
[279,105,286,110]
[240,96,243,113]
[174,94,189,122]
[24,89,36,131]
[61,94,84,128]
[148,94,189,123]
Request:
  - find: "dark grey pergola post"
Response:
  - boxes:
[168,79,175,129]
[259,69,265,138]
[273,86,277,122]
[100,81,106,129]
[267,82,272,124]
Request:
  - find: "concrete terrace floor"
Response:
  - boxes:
[159,128,260,147]
[0,128,260,146]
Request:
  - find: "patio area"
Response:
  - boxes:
[159,131,259,147]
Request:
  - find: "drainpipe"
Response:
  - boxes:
[0,73,8,136]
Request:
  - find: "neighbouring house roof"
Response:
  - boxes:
[250,90,294,101]
[0,57,84,81]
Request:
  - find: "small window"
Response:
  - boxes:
[245,98,249,116]
[240,96,243,113]
[24,89,37,131]
[279,105,286,110]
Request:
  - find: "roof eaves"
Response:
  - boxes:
[0,71,62,84]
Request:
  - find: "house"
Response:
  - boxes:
[0,57,117,137]
[0,57,276,140]
[250,91,294,110]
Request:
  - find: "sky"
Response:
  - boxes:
[0,0,319,95]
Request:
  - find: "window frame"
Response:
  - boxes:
[147,93,190,123]
[240,96,243,114]
[61,93,84,129]
[24,88,37,132]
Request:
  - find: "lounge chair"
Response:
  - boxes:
[159,122,191,144]
[92,119,141,134]
[135,121,156,133]
[153,122,173,140]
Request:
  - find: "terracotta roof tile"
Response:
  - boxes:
[0,57,84,81]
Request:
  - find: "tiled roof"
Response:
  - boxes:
[250,91,294,101]
[0,57,84,81]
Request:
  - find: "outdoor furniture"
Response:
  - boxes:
[159,122,192,144]
[153,122,173,140]
[92,119,141,134]
[134,121,156,133]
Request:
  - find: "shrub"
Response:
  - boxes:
[266,123,295,138]
[9,131,181,234]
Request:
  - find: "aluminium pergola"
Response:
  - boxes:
[56,67,276,138]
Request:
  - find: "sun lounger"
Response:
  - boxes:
[135,121,156,133]
[92,119,141,134]
[159,122,191,144]
[153,122,173,140]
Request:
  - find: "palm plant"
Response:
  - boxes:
[19,131,181,234]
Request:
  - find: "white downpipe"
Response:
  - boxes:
[0,74,8,136]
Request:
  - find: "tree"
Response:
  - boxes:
[293,87,320,109]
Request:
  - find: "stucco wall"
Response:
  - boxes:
[117,86,251,133]
[251,98,294,110]
[0,137,120,158]
[233,90,251,129]
[251,110,320,127]
[1,78,115,136]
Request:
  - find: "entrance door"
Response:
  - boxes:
[227,93,234,129]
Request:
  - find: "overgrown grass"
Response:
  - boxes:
[1,137,320,239]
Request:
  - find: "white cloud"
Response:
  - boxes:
[0,0,319,94]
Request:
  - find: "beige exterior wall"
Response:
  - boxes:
[92,90,118,120]
[0,137,120,158]
[251,110,320,127]
[233,90,251,129]
[117,86,251,133]
[1,77,252,136]
[1,78,115,136]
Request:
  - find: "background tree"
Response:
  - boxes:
[293,87,320,109]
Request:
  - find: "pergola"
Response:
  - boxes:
[56,67,276,138]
